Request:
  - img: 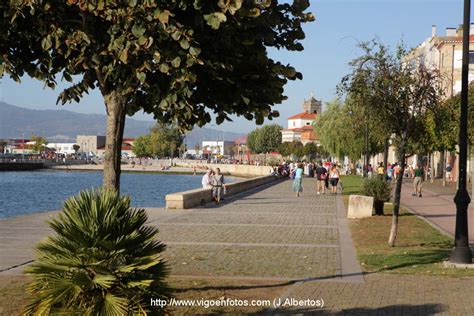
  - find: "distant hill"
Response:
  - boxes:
[0,102,244,148]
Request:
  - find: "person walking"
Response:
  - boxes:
[211,168,226,204]
[292,163,304,197]
[412,164,424,197]
[316,161,327,194]
[329,164,340,194]
[446,163,452,183]
[377,163,385,179]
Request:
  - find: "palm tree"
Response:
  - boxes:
[24,189,171,315]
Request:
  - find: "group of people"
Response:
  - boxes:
[289,161,341,197]
[201,168,226,204]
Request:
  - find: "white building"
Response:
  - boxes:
[202,140,235,157]
[281,97,321,145]
[46,143,77,155]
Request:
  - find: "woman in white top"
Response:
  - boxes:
[329,165,340,194]
[201,170,213,189]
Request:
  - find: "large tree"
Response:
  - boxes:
[132,134,152,159]
[1,0,314,191]
[30,135,48,154]
[315,98,385,161]
[342,41,444,246]
[149,122,183,158]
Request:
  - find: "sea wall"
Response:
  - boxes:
[175,162,272,177]
[165,175,280,209]
[0,163,44,171]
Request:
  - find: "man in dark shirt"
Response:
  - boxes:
[412,164,424,197]
[316,162,327,194]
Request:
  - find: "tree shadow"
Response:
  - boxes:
[269,303,446,315]
[369,249,452,272]
[173,272,364,294]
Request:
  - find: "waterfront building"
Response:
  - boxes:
[202,140,235,157]
[403,24,474,179]
[96,138,135,158]
[46,143,77,155]
[281,97,321,145]
[76,135,106,156]
[405,24,474,98]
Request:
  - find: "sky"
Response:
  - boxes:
[0,0,466,134]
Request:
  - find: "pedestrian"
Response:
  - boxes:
[377,163,384,179]
[329,164,340,194]
[412,164,424,197]
[211,168,226,204]
[292,163,304,197]
[316,161,327,194]
[201,170,213,189]
[446,163,452,183]
[367,164,373,178]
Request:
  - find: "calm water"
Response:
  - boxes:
[0,170,218,219]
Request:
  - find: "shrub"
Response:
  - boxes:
[362,177,391,202]
[24,189,171,315]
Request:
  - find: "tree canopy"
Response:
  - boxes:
[132,123,183,158]
[246,124,282,154]
[1,0,314,191]
[30,135,48,153]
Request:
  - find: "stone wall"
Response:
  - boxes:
[165,175,280,209]
[176,161,273,177]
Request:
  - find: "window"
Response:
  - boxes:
[306,122,310,125]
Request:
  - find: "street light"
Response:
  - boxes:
[451,0,472,264]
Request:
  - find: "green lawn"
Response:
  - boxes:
[341,175,474,277]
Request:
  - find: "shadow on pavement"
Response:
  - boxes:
[174,272,365,294]
[270,303,446,315]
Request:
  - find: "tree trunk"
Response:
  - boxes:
[388,139,406,247]
[383,138,389,169]
[103,91,127,192]
[430,152,435,183]
[442,150,447,186]
[471,146,474,195]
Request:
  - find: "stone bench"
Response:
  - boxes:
[165,175,280,209]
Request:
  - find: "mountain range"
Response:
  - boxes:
[0,102,245,148]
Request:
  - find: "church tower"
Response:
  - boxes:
[303,97,322,114]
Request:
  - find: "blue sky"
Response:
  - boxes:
[0,0,465,134]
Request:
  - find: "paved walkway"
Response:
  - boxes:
[3,178,474,314]
[0,179,361,282]
[400,182,474,244]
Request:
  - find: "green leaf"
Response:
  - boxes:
[241,95,250,105]
[119,49,128,63]
[189,46,201,57]
[204,12,227,30]
[136,72,146,83]
[131,24,146,37]
[154,9,172,24]
[159,63,169,73]
[171,57,181,68]
[179,38,190,50]
[41,36,52,51]
[138,36,147,46]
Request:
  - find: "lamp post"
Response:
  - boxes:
[451,0,472,264]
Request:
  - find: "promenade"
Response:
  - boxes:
[400,182,474,244]
[2,178,474,314]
